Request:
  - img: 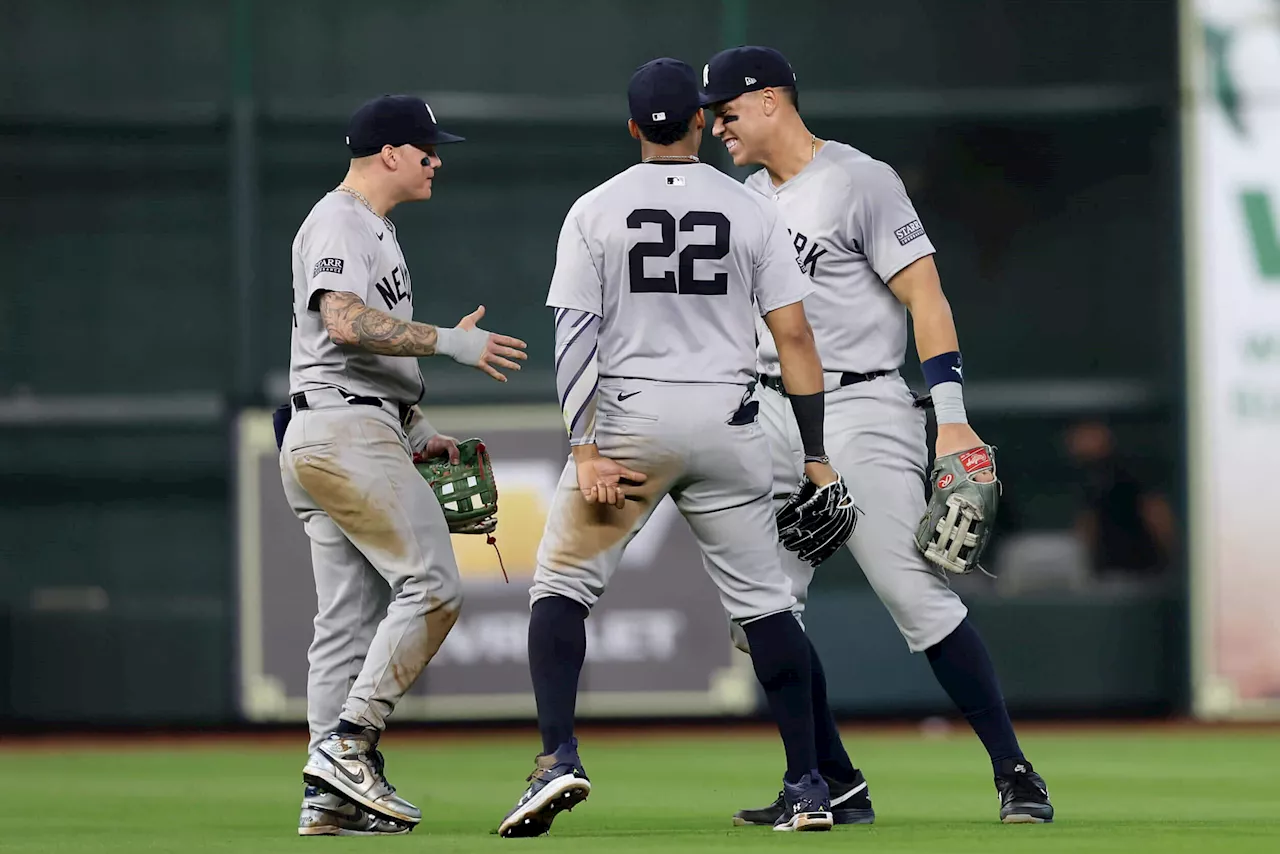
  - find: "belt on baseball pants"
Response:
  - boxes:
[760,370,891,396]
[290,388,413,426]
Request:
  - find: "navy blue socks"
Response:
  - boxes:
[742,612,818,784]
[925,618,1025,770]
[527,595,589,755]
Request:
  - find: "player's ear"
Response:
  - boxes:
[761,88,779,117]
[380,144,398,170]
[693,110,706,131]
[627,119,642,141]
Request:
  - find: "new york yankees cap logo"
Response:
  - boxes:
[345,94,465,156]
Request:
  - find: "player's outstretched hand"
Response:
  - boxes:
[935,423,995,483]
[457,305,528,382]
[576,455,648,509]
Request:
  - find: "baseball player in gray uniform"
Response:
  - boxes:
[498,58,860,838]
[278,95,527,836]
[700,47,1054,824]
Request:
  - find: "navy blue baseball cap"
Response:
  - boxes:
[628,58,702,126]
[345,95,465,157]
[700,46,797,106]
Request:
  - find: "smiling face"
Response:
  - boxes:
[709,89,781,167]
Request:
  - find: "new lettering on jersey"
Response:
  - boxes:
[288,192,424,403]
[546,163,812,385]
[749,142,937,378]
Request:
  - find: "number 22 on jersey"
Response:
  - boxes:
[626,209,730,295]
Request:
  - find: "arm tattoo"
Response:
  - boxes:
[319,291,439,357]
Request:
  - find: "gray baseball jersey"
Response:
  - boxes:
[531,161,814,623]
[546,162,812,384]
[720,141,966,655]
[747,141,936,378]
[289,191,424,404]
[283,191,459,752]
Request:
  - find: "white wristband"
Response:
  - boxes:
[930,381,968,424]
[435,325,489,367]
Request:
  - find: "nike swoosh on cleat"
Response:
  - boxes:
[830,780,867,807]
[329,759,366,786]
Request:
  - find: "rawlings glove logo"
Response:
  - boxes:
[916,445,1001,575]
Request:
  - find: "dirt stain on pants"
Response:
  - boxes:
[293,449,407,559]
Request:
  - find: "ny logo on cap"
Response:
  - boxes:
[423,101,437,124]
[703,64,710,86]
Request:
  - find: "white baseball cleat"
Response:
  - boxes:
[302,730,421,825]
[298,784,414,836]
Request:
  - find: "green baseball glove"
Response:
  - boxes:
[915,445,1001,575]
[414,437,498,535]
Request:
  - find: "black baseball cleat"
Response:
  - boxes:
[734,768,874,826]
[497,738,591,838]
[772,771,834,832]
[995,758,1054,823]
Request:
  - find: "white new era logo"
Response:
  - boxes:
[652,111,666,121]
[745,76,757,85]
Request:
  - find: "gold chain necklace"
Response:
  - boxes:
[334,183,391,227]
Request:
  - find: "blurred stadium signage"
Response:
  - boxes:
[235,407,756,721]
[1186,0,1280,718]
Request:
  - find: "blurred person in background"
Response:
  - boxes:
[1065,419,1176,581]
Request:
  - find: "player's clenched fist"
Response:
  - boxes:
[435,305,528,382]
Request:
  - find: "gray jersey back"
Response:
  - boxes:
[546,162,811,386]
[289,192,423,404]
[747,141,936,377]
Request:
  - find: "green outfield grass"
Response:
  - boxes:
[6,726,1280,852]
